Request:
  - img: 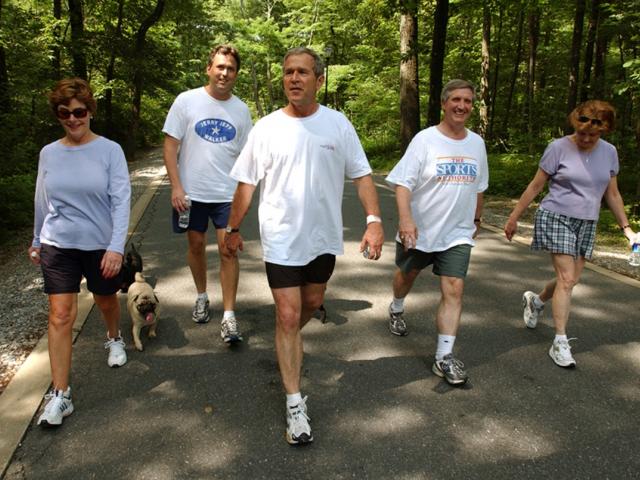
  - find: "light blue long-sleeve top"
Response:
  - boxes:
[32,136,131,254]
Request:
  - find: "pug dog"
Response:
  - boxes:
[120,244,143,293]
[126,272,160,351]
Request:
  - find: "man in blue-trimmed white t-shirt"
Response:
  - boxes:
[385,79,489,387]
[163,45,252,342]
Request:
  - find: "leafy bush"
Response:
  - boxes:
[0,173,36,243]
[486,153,540,197]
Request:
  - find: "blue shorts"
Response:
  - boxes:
[395,242,471,279]
[265,254,336,289]
[172,201,231,233]
[40,244,122,295]
[531,207,596,259]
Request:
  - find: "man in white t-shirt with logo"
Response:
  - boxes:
[163,45,252,343]
[224,47,384,445]
[385,79,489,386]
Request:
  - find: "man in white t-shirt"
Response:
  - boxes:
[163,45,252,343]
[385,79,489,386]
[224,47,384,445]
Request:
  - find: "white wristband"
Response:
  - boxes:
[366,214,382,225]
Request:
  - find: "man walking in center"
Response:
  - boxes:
[163,45,252,343]
[224,47,384,445]
[385,79,488,386]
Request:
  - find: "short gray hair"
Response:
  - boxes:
[283,47,325,78]
[441,79,476,103]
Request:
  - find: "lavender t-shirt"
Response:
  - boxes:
[539,136,618,220]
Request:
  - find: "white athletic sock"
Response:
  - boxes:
[554,334,568,343]
[532,295,545,308]
[197,292,208,301]
[223,310,235,320]
[391,297,405,313]
[435,334,456,360]
[286,392,303,408]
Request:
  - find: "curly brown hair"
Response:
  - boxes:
[568,100,615,133]
[48,78,97,116]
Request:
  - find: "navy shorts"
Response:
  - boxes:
[40,244,122,295]
[531,207,596,259]
[265,254,336,289]
[172,201,231,233]
[395,242,471,279]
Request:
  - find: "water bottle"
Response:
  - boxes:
[178,195,191,229]
[629,243,640,267]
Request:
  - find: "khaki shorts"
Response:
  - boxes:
[395,242,471,278]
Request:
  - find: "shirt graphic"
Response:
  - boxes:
[195,118,236,143]
[436,156,478,184]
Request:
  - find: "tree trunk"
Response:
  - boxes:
[52,0,61,79]
[501,5,524,138]
[479,3,491,138]
[104,0,125,139]
[525,5,539,153]
[126,0,165,160]
[566,0,585,130]
[580,0,600,102]
[67,0,87,79]
[426,0,449,127]
[250,60,264,118]
[0,0,9,114]
[265,60,275,112]
[399,1,419,154]
[592,7,608,99]
[488,3,502,140]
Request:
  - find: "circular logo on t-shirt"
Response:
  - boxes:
[195,119,236,144]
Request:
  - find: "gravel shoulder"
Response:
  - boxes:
[0,160,637,395]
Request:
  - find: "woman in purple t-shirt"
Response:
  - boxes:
[504,100,636,368]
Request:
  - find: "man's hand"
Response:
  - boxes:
[224,232,244,256]
[28,246,41,265]
[398,217,418,251]
[171,187,189,213]
[360,222,384,260]
[100,250,123,279]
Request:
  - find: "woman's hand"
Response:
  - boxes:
[100,250,123,279]
[28,246,41,265]
[504,217,518,241]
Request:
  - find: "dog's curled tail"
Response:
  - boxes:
[134,272,146,283]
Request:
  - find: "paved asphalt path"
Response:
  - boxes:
[4,177,640,479]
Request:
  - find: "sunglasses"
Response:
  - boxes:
[577,115,603,127]
[56,107,89,119]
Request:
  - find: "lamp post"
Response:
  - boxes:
[324,46,332,106]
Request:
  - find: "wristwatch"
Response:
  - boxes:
[225,226,239,234]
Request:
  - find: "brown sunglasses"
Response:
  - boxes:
[56,107,89,120]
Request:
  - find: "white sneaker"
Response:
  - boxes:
[285,396,313,445]
[192,297,210,324]
[549,338,577,368]
[105,332,127,367]
[221,316,243,343]
[37,387,74,427]
[522,291,544,329]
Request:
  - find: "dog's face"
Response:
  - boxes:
[133,294,159,325]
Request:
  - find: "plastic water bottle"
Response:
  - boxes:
[629,243,640,267]
[178,195,191,229]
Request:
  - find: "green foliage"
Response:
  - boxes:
[486,153,540,197]
[0,173,36,243]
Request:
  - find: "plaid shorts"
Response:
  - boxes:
[531,207,597,259]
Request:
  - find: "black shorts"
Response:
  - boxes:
[265,254,336,289]
[40,244,122,295]
[172,201,231,233]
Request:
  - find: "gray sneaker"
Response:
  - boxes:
[522,291,544,329]
[192,297,210,324]
[221,316,243,343]
[432,353,468,385]
[388,303,408,336]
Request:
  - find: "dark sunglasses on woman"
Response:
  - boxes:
[56,107,89,119]
[577,115,603,127]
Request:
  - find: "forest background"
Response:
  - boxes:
[1,0,639,246]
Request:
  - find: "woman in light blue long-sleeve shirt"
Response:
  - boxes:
[28,78,131,427]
